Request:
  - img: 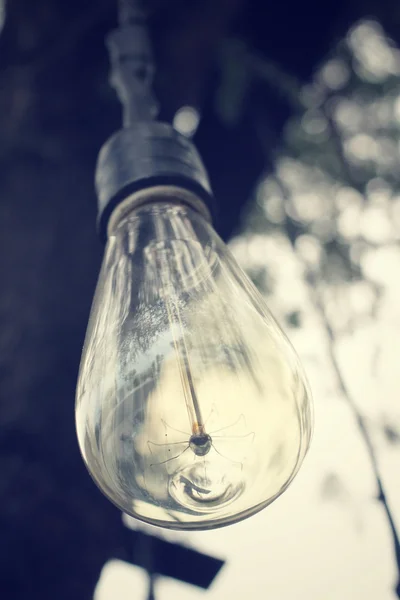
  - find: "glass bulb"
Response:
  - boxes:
[76,192,313,530]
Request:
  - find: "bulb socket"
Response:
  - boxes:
[95,122,215,241]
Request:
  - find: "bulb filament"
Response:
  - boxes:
[189,432,212,457]
[147,414,255,469]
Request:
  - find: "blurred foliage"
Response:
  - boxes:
[229,18,400,597]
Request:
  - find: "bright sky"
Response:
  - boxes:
[95,19,400,600]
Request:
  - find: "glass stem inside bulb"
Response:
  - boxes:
[155,233,207,440]
[164,292,206,438]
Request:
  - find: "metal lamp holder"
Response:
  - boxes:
[96,0,215,240]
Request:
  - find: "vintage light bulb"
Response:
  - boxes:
[76,185,313,530]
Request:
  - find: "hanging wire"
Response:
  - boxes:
[0,0,5,35]
[107,0,159,126]
[118,0,146,26]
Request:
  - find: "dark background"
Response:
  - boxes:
[0,0,399,598]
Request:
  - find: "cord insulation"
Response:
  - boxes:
[108,0,158,126]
